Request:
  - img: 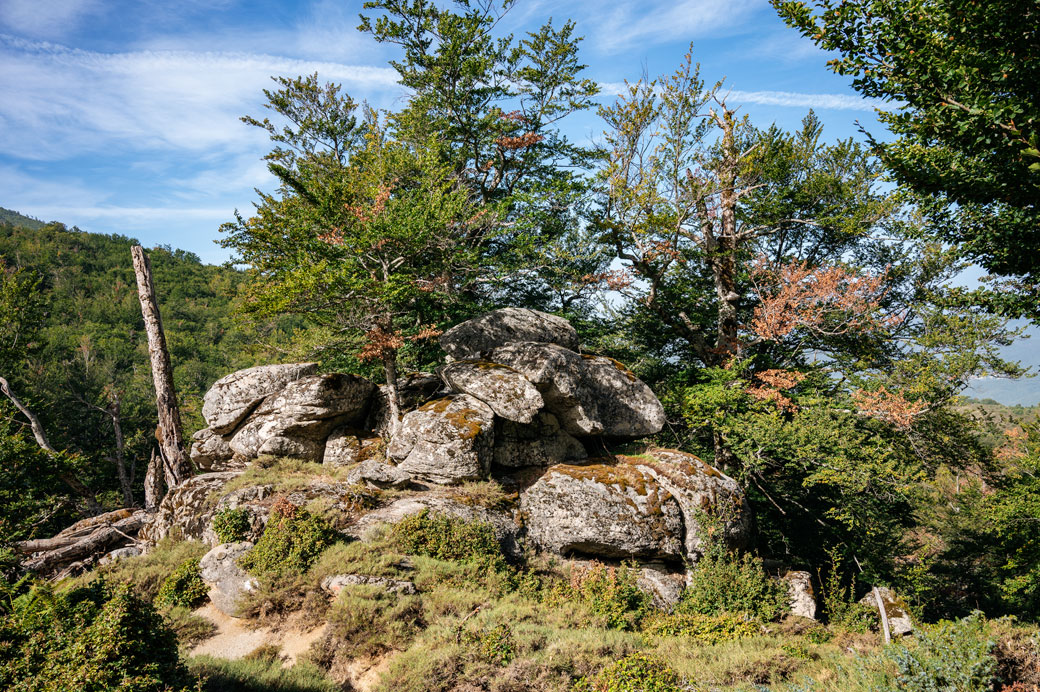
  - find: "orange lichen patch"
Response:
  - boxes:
[549,463,653,497]
[416,397,487,441]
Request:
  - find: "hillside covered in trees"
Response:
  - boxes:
[1,0,1038,690]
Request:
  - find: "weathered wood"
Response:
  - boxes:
[144,448,164,511]
[0,375,101,513]
[131,245,191,488]
[23,512,147,572]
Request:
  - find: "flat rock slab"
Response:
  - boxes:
[387,395,495,484]
[440,308,579,360]
[320,574,417,597]
[346,459,412,489]
[202,363,318,434]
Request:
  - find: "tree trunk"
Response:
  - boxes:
[0,375,101,513]
[382,349,402,437]
[143,448,164,512]
[131,245,191,488]
[711,107,742,361]
[108,397,134,507]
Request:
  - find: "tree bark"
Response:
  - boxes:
[131,245,191,488]
[0,375,101,513]
[143,448,164,511]
[382,349,402,437]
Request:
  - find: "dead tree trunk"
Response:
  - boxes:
[143,448,164,511]
[131,245,191,489]
[0,375,101,513]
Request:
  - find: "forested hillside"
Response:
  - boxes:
[0,219,290,541]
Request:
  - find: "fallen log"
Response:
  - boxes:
[22,511,148,573]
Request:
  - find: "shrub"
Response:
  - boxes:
[188,652,339,691]
[239,501,338,579]
[464,622,516,666]
[155,557,209,609]
[820,552,876,633]
[563,562,653,631]
[0,579,195,691]
[390,510,506,570]
[642,611,761,644]
[679,544,789,622]
[212,507,251,543]
[890,611,997,692]
[573,652,683,692]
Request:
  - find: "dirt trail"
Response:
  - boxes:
[188,603,325,666]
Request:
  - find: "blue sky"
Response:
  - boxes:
[1,0,1035,402]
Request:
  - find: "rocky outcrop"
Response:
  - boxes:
[202,363,318,434]
[190,428,242,472]
[229,373,376,462]
[139,471,241,543]
[388,395,495,484]
[200,541,258,617]
[439,307,579,360]
[521,463,685,561]
[492,412,587,468]
[346,460,412,489]
[489,343,665,438]
[320,574,417,597]
[439,360,544,423]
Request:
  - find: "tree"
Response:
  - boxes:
[222,106,495,430]
[595,52,1023,577]
[773,0,1040,315]
[358,0,609,314]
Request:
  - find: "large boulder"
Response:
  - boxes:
[322,427,382,468]
[200,541,258,617]
[367,372,447,436]
[493,412,587,468]
[202,363,318,434]
[229,373,376,462]
[860,587,913,636]
[387,395,495,484]
[520,463,685,561]
[439,360,544,423]
[139,471,241,543]
[627,449,750,559]
[490,343,665,438]
[784,571,817,621]
[189,428,241,471]
[346,460,412,489]
[439,308,579,360]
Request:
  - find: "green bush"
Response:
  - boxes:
[0,579,195,691]
[212,507,251,543]
[642,611,761,644]
[390,510,506,570]
[563,562,652,631]
[573,652,683,692]
[464,622,516,666]
[890,612,997,692]
[679,543,789,622]
[239,502,338,579]
[155,558,209,609]
[820,553,876,633]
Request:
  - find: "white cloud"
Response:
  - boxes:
[583,0,760,52]
[0,35,401,161]
[726,89,888,112]
[0,0,102,39]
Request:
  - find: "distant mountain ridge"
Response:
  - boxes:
[0,206,48,230]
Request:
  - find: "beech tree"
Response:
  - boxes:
[773,0,1040,316]
[222,102,494,430]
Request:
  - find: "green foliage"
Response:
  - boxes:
[573,652,683,692]
[80,537,208,603]
[819,553,876,633]
[212,507,251,544]
[643,612,761,645]
[678,536,789,622]
[239,504,337,579]
[155,558,208,610]
[463,622,516,666]
[773,0,1040,306]
[390,509,506,571]
[0,579,194,691]
[890,612,997,692]
[188,651,339,692]
[562,562,653,631]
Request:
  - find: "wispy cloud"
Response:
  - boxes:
[595,81,886,112]
[583,0,760,52]
[0,35,400,161]
[0,0,102,39]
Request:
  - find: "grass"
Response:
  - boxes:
[216,457,353,497]
[188,649,340,692]
[65,537,209,602]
